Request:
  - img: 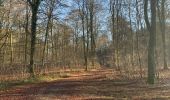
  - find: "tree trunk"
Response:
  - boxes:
[42,13,52,67]
[110,0,116,67]
[80,0,88,71]
[28,0,41,77]
[136,0,143,78]
[25,2,29,64]
[144,0,156,84]
[158,0,168,69]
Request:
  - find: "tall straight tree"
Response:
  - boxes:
[7,0,13,64]
[135,0,143,78]
[77,0,88,71]
[42,0,55,67]
[109,0,116,67]
[25,1,29,64]
[27,0,41,77]
[128,0,134,67]
[89,0,96,66]
[144,0,156,84]
[157,0,168,69]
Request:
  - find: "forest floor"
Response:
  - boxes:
[0,68,170,100]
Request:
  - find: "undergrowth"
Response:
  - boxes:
[0,72,71,91]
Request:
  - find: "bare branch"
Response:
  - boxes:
[27,0,32,5]
[144,0,151,32]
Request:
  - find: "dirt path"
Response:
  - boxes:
[0,69,170,100]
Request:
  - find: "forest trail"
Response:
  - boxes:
[0,69,170,100]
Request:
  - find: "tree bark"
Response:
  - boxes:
[42,11,52,67]
[25,1,29,64]
[28,0,41,77]
[157,0,168,69]
[144,0,156,84]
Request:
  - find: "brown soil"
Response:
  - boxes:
[0,69,170,100]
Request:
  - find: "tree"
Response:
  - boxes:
[144,0,156,84]
[109,0,116,67]
[88,0,96,66]
[128,0,134,67]
[7,0,13,64]
[27,0,41,77]
[157,0,168,69]
[135,0,143,78]
[24,1,29,64]
[41,0,56,68]
[77,0,88,70]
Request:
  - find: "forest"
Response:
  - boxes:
[0,0,170,99]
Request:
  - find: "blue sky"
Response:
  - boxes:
[39,0,145,40]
